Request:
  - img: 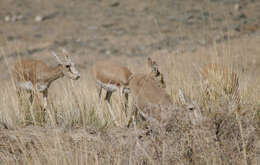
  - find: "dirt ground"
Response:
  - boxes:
[0,0,260,164]
[0,0,260,73]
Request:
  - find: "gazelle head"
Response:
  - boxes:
[51,51,80,80]
[147,57,166,88]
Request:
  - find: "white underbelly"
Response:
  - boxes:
[16,81,47,92]
[16,81,34,91]
[37,83,48,92]
[97,81,118,92]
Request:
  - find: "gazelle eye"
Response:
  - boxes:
[65,65,70,68]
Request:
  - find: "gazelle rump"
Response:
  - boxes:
[92,57,166,104]
[92,60,132,126]
[92,60,132,104]
[92,57,166,126]
[13,51,80,111]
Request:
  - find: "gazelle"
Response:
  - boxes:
[92,57,166,126]
[13,51,80,111]
[93,57,165,104]
[92,60,132,105]
[200,63,240,107]
[128,73,172,127]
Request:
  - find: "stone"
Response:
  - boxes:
[4,16,10,22]
[35,15,43,22]
[232,24,240,32]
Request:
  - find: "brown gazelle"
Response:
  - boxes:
[92,60,132,105]
[13,51,80,111]
[128,73,172,126]
[93,57,165,104]
[200,63,240,108]
[92,57,166,126]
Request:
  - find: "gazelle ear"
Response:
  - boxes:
[51,51,63,64]
[64,55,72,63]
[147,57,153,68]
[60,48,72,63]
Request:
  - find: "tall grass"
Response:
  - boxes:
[0,35,259,164]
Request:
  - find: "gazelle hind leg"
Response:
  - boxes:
[43,90,48,111]
[96,83,102,100]
[119,86,129,116]
[105,91,119,126]
[105,91,112,103]
[127,106,138,128]
[16,88,23,108]
[123,90,129,115]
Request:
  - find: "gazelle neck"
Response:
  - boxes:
[45,64,64,84]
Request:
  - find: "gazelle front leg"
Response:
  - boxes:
[105,91,112,103]
[29,90,34,104]
[43,89,48,111]
[119,86,129,116]
[96,82,102,100]
[105,91,119,126]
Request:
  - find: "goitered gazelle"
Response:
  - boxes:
[13,51,80,111]
[92,57,166,126]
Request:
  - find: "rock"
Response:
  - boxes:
[232,24,240,32]
[4,16,10,22]
[216,34,222,43]
[35,15,43,22]
[110,1,120,7]
[199,39,207,45]
[233,13,247,21]
[34,33,42,39]
[7,36,15,41]
[105,50,111,55]
[234,3,241,11]
[88,26,98,31]
[201,11,209,20]
[214,17,223,22]
[16,15,23,20]
[4,15,24,22]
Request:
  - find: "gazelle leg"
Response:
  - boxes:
[29,90,34,104]
[16,88,23,108]
[105,91,119,126]
[123,91,129,115]
[119,87,128,114]
[27,89,36,125]
[127,106,137,128]
[41,90,48,123]
[43,90,48,111]
[96,83,102,100]
[105,91,112,103]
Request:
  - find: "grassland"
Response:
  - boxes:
[0,33,259,164]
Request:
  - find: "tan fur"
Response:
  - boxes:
[129,73,172,122]
[92,58,166,102]
[13,52,80,111]
[14,59,64,85]
[93,58,167,126]
[126,58,170,126]
[93,61,132,87]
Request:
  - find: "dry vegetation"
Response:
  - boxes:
[0,33,259,165]
[0,0,260,164]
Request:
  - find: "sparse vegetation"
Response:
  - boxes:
[0,35,259,164]
[0,0,260,164]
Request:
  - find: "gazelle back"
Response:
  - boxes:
[128,58,171,125]
[13,51,80,111]
[129,74,172,122]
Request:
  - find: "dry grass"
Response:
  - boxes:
[0,34,259,164]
